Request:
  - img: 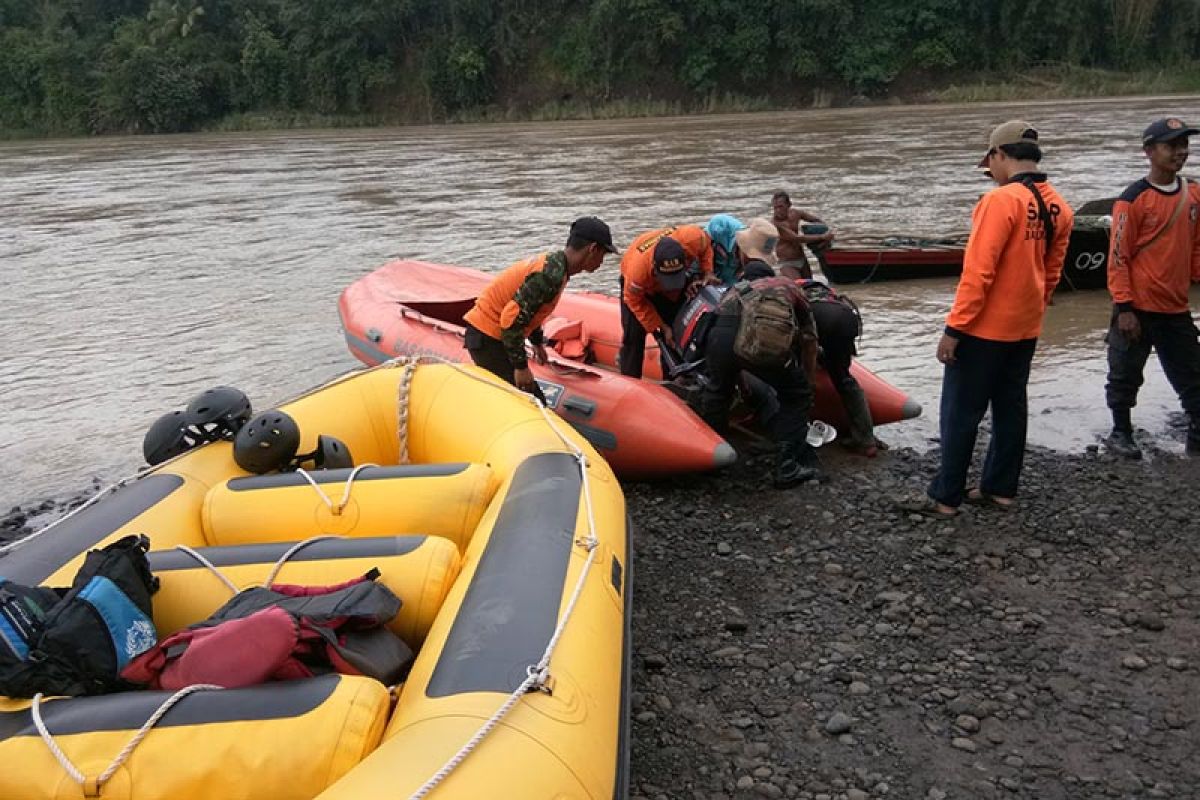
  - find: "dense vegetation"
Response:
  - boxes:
[2,0,1198,135]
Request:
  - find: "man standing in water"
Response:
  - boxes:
[772,190,835,279]
[1103,117,1200,459]
[464,217,618,398]
[901,121,1074,518]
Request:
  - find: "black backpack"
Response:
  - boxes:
[0,534,159,698]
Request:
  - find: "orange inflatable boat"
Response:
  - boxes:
[338,260,921,476]
[339,263,736,478]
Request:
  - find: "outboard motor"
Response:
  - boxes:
[672,284,727,365]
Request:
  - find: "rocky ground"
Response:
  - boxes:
[4,439,1196,800]
[626,442,1198,800]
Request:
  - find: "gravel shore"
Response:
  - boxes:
[4,444,1196,800]
[626,443,1198,800]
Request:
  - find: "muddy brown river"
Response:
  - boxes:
[3,96,1198,508]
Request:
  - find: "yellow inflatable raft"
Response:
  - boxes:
[0,361,630,800]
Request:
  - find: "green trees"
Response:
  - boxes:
[0,0,1197,136]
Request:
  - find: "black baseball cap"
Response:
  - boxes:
[1142,117,1197,146]
[652,237,688,291]
[569,216,619,253]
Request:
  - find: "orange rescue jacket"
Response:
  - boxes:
[946,176,1074,342]
[1108,176,1200,314]
[620,225,714,333]
[463,252,566,343]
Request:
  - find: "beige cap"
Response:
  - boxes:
[735,217,779,264]
[978,120,1039,167]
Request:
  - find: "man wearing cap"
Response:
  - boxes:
[1103,117,1200,459]
[618,224,716,378]
[903,121,1074,518]
[464,216,618,397]
[695,220,823,487]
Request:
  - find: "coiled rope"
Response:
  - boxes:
[32,683,223,797]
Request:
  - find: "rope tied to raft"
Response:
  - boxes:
[0,474,142,557]
[32,683,223,796]
[396,359,419,464]
[173,534,343,594]
[398,360,603,800]
[293,463,379,516]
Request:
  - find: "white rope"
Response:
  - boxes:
[32,684,222,795]
[0,473,142,556]
[172,545,239,594]
[294,463,380,516]
[399,359,604,800]
[397,360,418,464]
[173,534,343,594]
[262,535,341,587]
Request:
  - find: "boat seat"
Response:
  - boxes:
[0,674,388,800]
[202,463,494,552]
[147,535,460,648]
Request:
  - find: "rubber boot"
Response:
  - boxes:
[840,384,881,457]
[1105,428,1142,460]
[774,440,822,488]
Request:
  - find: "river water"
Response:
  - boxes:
[3,96,1198,509]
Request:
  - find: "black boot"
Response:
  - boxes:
[774,440,822,488]
[1105,427,1142,460]
[839,383,882,456]
[1187,417,1200,457]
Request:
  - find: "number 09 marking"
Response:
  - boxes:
[1075,252,1105,270]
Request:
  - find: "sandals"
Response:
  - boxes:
[964,488,1014,512]
[896,496,958,519]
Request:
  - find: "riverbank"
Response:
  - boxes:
[625,444,1198,800]
[3,65,1198,141]
[176,66,1200,132]
[5,443,1196,799]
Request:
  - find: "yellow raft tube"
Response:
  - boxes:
[0,362,631,800]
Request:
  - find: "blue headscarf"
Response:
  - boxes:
[704,214,746,286]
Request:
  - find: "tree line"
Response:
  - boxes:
[1,0,1197,135]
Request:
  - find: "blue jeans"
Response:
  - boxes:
[928,334,1037,507]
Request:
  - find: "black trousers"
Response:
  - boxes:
[463,324,547,403]
[928,333,1037,507]
[698,315,812,444]
[1105,309,1200,420]
[811,300,859,392]
[618,277,684,379]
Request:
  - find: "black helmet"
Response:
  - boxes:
[186,386,253,441]
[233,410,301,474]
[292,435,354,471]
[143,410,206,466]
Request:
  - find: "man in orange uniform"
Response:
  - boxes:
[903,121,1074,518]
[619,224,716,378]
[463,217,617,397]
[1104,117,1200,458]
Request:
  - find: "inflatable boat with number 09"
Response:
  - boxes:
[0,361,630,800]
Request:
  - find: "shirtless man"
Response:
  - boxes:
[772,190,835,279]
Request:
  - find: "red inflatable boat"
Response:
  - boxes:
[338,260,921,477]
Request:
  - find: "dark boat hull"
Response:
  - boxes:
[817,225,1111,291]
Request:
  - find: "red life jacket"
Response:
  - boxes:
[122,572,411,690]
